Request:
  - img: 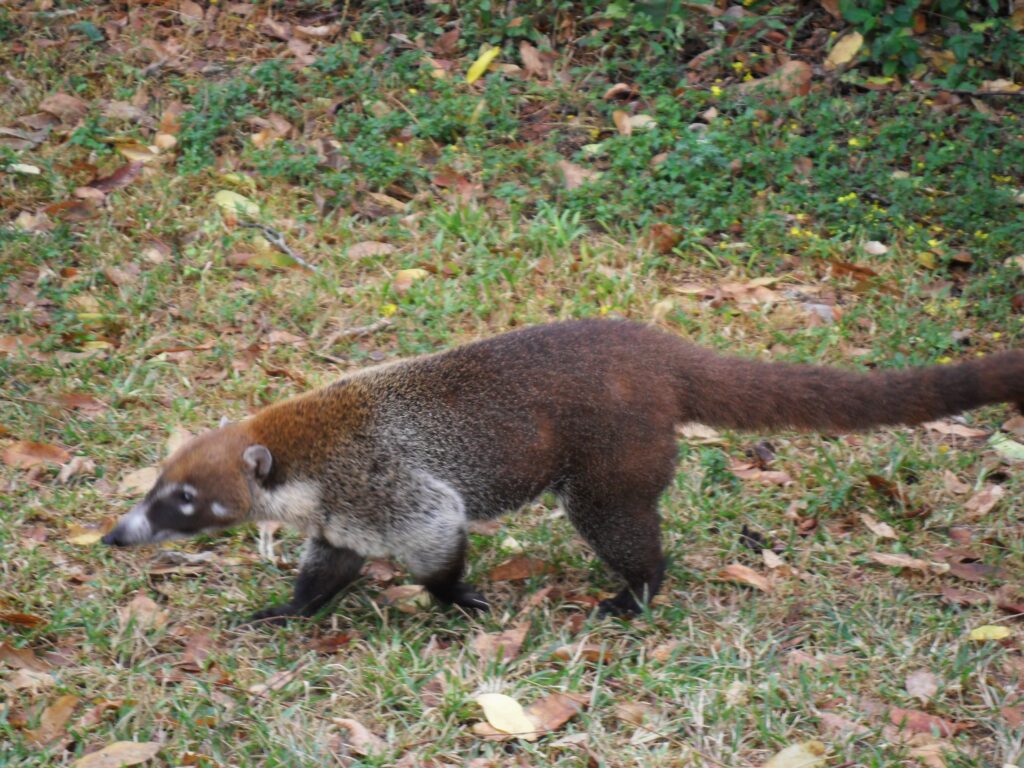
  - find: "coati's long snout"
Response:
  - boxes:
[102,320,1023,623]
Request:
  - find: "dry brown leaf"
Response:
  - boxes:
[0,642,50,671]
[615,701,655,726]
[729,461,793,486]
[472,622,529,662]
[489,556,553,581]
[888,707,964,738]
[556,160,599,191]
[785,650,849,673]
[1002,415,1024,437]
[527,692,586,735]
[717,563,771,592]
[178,0,204,21]
[736,60,812,99]
[552,643,613,664]
[905,669,939,703]
[71,741,161,768]
[248,667,301,696]
[332,717,386,756]
[942,471,971,495]
[963,484,1004,519]
[57,456,96,485]
[650,640,680,663]
[348,241,396,259]
[923,420,988,439]
[39,92,88,123]
[26,694,78,746]
[381,584,430,613]
[519,41,550,79]
[2,440,71,468]
[939,584,989,606]
[118,593,167,631]
[818,712,869,737]
[860,513,897,539]
[867,552,932,572]
[0,612,46,628]
[762,549,785,569]
[118,467,159,495]
[612,110,632,136]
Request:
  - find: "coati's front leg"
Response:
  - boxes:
[248,538,365,624]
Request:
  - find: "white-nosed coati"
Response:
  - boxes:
[102,320,1024,621]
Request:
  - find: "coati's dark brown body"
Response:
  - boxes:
[103,320,1024,620]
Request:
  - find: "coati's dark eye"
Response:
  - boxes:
[181,489,195,503]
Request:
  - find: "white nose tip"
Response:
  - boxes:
[111,503,154,545]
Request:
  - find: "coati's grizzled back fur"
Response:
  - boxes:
[103,320,1024,621]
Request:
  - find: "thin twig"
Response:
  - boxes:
[238,221,320,273]
[333,318,393,340]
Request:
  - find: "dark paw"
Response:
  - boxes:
[245,604,301,626]
[597,593,642,618]
[451,588,490,613]
[428,581,490,613]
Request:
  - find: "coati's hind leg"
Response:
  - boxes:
[248,538,364,625]
[562,480,670,616]
[404,528,490,613]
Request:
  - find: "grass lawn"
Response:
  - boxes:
[1,2,1023,766]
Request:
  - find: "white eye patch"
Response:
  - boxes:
[212,502,230,518]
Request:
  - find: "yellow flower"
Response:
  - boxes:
[848,137,861,147]
[380,303,398,317]
[407,87,418,95]
[937,356,952,364]
[731,61,746,73]
[928,238,940,247]
[974,230,988,240]
[711,85,723,98]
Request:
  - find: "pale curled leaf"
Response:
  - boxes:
[762,740,827,768]
[906,669,939,703]
[969,624,1011,641]
[214,190,260,218]
[825,31,863,70]
[71,742,161,768]
[860,513,897,539]
[963,484,1004,519]
[475,693,538,739]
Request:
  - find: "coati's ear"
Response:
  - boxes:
[219,415,230,428]
[243,445,273,484]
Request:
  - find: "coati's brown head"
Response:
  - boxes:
[102,424,272,547]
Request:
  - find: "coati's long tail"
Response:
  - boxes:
[679,347,1024,433]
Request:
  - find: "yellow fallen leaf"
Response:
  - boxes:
[969,625,1011,641]
[118,466,160,495]
[466,45,500,84]
[762,739,828,768]
[67,525,104,546]
[214,190,260,218]
[72,741,161,768]
[825,31,863,70]
[393,268,429,293]
[113,142,159,164]
[475,693,537,739]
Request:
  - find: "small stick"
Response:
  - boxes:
[238,221,320,273]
